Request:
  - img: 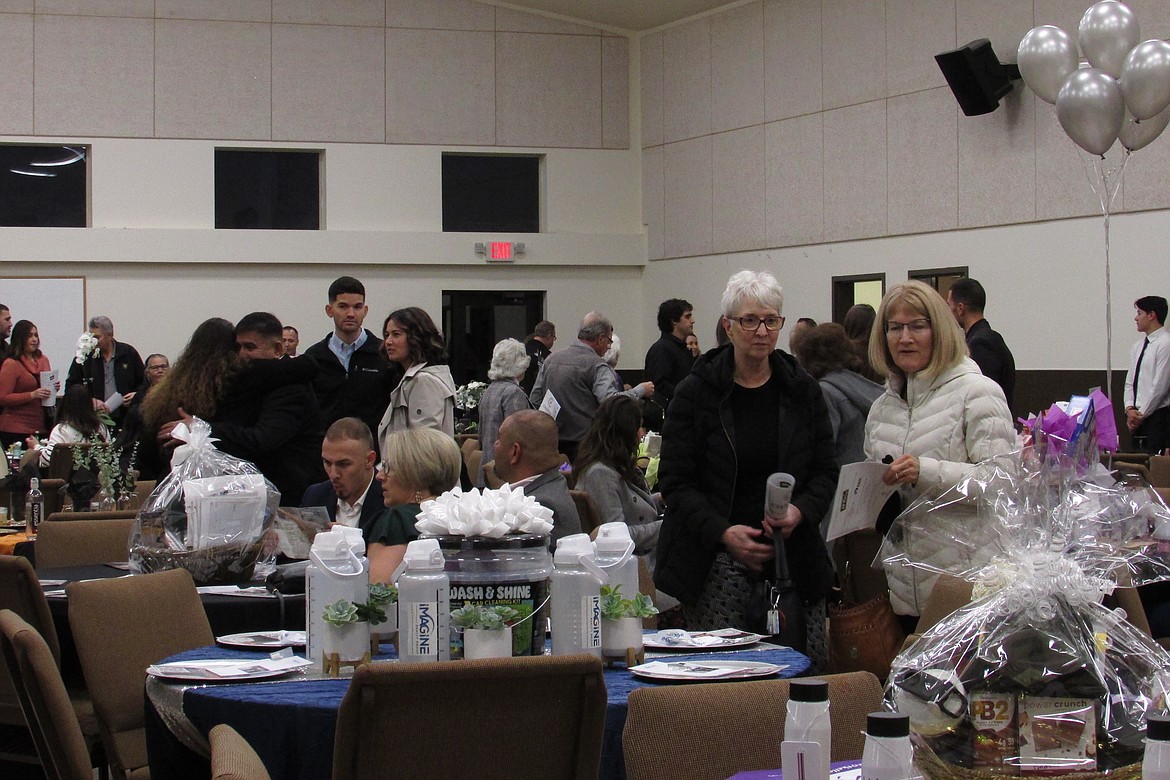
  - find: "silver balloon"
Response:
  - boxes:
[1078,1,1140,78]
[1120,39,1170,120]
[1118,104,1170,151]
[1056,68,1125,155]
[1017,25,1079,104]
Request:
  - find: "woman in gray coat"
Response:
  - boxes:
[476,338,531,487]
[574,394,662,554]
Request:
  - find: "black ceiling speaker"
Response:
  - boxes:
[935,39,1022,116]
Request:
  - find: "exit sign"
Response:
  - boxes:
[490,242,513,260]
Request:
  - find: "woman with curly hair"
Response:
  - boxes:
[574,394,661,554]
[377,307,456,454]
[476,338,530,487]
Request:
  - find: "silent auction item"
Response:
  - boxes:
[881,402,1170,779]
[413,485,553,658]
[129,418,280,583]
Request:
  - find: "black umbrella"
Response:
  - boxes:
[767,529,807,652]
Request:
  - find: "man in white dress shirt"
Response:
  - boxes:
[1124,296,1170,453]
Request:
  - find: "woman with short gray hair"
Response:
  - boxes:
[656,269,839,670]
[476,338,531,487]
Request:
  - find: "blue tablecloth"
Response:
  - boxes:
[145,640,810,780]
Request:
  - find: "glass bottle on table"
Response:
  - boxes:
[24,477,43,535]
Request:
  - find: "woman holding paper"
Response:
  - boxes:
[0,320,56,447]
[367,427,461,584]
[864,281,1015,622]
[656,270,839,671]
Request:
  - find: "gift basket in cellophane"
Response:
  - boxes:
[129,418,280,584]
[880,394,1170,779]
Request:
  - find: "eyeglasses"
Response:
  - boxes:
[886,318,932,336]
[729,315,784,332]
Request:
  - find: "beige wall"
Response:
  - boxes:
[0,1,648,370]
[640,0,1170,372]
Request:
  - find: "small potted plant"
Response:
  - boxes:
[600,585,658,661]
[365,583,398,653]
[451,604,519,660]
[321,591,390,675]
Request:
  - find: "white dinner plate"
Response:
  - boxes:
[216,630,306,649]
[146,658,312,682]
[643,629,765,651]
[630,659,785,682]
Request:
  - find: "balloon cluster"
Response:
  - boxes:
[1018,1,1170,155]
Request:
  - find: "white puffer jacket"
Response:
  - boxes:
[864,357,1016,616]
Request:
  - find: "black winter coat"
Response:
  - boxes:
[654,345,839,606]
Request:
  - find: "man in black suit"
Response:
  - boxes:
[301,417,385,542]
[65,315,145,429]
[947,277,1016,409]
[493,409,580,549]
[521,320,556,395]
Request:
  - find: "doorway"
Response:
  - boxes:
[831,274,885,324]
[443,290,546,386]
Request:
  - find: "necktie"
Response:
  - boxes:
[1134,336,1151,403]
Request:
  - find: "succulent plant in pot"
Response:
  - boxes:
[600,585,658,655]
[451,604,520,660]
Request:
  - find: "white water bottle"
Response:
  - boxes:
[306,526,369,666]
[593,522,638,602]
[783,679,831,780]
[551,533,607,658]
[862,712,915,780]
[1145,713,1170,780]
[394,538,450,663]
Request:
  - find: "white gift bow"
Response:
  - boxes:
[169,418,220,469]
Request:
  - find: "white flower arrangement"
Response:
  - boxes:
[454,381,488,411]
[74,331,99,365]
[413,485,554,538]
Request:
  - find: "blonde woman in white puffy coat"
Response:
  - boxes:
[863,280,1016,624]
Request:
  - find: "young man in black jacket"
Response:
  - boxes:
[303,276,400,453]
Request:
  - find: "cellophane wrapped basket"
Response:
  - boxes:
[129,418,280,584]
[880,416,1170,778]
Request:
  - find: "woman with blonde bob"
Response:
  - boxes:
[368,427,462,584]
[476,338,530,487]
[864,280,1015,622]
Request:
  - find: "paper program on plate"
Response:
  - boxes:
[636,661,760,678]
[825,462,898,541]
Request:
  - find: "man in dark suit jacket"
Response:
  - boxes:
[301,417,385,542]
[65,315,145,429]
[493,409,581,549]
[521,320,556,395]
[947,278,1016,408]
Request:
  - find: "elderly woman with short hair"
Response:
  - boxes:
[368,427,462,584]
[476,338,531,487]
[864,280,1015,624]
[656,270,839,670]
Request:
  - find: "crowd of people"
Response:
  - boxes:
[0,267,1039,672]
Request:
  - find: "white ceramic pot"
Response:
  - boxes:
[463,627,513,660]
[323,621,370,662]
[602,617,643,655]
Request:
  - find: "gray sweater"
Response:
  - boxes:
[574,461,661,554]
[818,369,884,466]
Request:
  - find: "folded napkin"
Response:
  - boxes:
[414,485,554,538]
[196,586,275,598]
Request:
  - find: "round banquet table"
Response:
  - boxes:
[145,639,811,780]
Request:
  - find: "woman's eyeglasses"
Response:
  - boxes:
[729,315,784,332]
[885,318,931,335]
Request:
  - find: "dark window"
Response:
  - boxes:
[909,267,967,298]
[215,149,321,229]
[0,145,87,227]
[442,154,540,233]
